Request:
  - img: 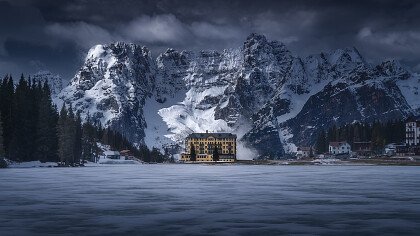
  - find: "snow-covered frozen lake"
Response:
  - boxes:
[1,165,420,235]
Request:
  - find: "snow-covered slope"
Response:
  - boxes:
[57,34,420,159]
[58,43,155,146]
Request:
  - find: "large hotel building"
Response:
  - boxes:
[180,131,237,162]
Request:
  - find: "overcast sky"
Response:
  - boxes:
[1,0,420,80]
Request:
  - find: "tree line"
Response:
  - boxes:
[0,75,168,165]
[315,120,405,154]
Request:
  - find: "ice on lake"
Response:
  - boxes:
[1,164,420,235]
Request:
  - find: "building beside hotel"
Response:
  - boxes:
[328,141,351,155]
[399,117,420,156]
[406,117,420,146]
[352,141,372,156]
[296,146,313,159]
[180,131,237,162]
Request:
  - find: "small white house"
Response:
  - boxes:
[296,147,313,159]
[103,151,122,160]
[329,141,351,155]
[385,143,397,156]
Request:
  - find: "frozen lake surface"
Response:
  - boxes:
[1,165,420,235]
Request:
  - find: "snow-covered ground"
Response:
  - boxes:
[96,143,143,164]
[97,157,142,165]
[0,165,419,235]
[7,161,58,168]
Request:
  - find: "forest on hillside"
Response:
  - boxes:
[0,75,168,166]
[315,120,406,154]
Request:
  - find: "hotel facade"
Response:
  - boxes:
[180,131,237,162]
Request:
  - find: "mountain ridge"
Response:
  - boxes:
[55,33,420,159]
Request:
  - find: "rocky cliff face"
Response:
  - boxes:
[57,34,420,159]
[58,43,155,146]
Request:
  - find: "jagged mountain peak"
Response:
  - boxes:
[376,59,411,78]
[243,33,292,68]
[245,33,268,43]
[58,41,156,147]
[315,46,366,67]
[56,33,420,159]
[85,43,152,64]
[331,47,364,62]
[157,48,189,68]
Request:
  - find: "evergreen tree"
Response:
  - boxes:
[0,112,6,168]
[309,146,314,157]
[57,104,76,165]
[66,105,76,165]
[190,145,196,162]
[353,124,361,142]
[73,112,82,164]
[9,76,32,161]
[57,105,67,164]
[213,145,219,162]
[82,114,94,162]
[0,111,5,158]
[102,127,110,145]
[372,121,385,151]
[315,130,327,154]
[34,81,58,162]
[140,145,151,162]
[151,147,164,163]
[0,76,14,157]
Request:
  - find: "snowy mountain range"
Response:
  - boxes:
[53,33,420,159]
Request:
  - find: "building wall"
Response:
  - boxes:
[406,122,420,146]
[329,143,351,155]
[180,136,236,162]
[296,150,310,158]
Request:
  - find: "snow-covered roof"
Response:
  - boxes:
[104,151,120,156]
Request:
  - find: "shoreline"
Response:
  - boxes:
[4,157,420,168]
[237,158,420,166]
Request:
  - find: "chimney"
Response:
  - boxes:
[206,130,208,133]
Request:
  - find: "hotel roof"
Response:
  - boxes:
[187,132,237,139]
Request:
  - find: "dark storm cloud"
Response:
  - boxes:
[1,0,420,80]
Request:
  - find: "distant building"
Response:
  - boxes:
[104,151,121,160]
[329,141,351,155]
[296,147,313,159]
[385,143,409,156]
[353,141,372,156]
[120,150,132,156]
[384,143,398,156]
[406,117,420,146]
[180,131,237,162]
[396,145,411,156]
[396,144,420,156]
[120,150,135,159]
